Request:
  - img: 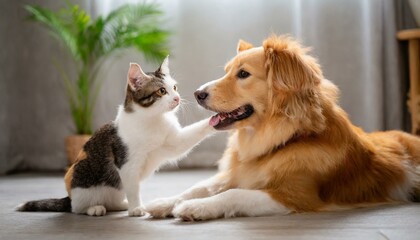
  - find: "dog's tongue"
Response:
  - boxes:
[209,114,221,127]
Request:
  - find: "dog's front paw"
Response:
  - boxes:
[145,197,181,219]
[128,206,146,217]
[172,199,220,221]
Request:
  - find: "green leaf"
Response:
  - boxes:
[99,3,170,62]
[25,5,80,60]
[24,2,170,134]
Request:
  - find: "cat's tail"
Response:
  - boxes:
[16,197,71,212]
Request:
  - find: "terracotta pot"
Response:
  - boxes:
[65,135,91,165]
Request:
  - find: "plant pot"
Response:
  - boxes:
[65,135,91,166]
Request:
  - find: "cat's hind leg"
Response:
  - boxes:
[70,186,126,216]
[86,205,107,216]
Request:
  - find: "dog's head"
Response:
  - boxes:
[196,35,331,132]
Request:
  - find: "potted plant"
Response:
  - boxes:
[25,2,170,165]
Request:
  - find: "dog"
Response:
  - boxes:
[145,35,420,221]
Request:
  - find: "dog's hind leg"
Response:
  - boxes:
[393,132,420,201]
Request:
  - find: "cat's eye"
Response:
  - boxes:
[156,87,167,96]
[237,69,251,79]
[173,85,178,91]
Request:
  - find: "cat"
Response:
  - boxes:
[17,57,216,217]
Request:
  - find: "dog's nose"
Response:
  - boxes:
[194,90,208,103]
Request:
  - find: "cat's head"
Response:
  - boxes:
[124,57,180,115]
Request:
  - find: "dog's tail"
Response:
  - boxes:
[16,197,71,212]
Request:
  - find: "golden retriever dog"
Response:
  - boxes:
[146,35,420,221]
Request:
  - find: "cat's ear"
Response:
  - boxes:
[156,56,170,76]
[127,63,147,90]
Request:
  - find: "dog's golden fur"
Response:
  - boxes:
[146,35,420,220]
[204,35,420,212]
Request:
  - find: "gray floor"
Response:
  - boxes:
[1,169,420,240]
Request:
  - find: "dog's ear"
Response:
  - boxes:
[263,36,325,125]
[237,39,254,53]
[263,35,322,92]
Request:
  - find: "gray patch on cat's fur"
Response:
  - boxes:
[124,71,165,112]
[71,122,127,190]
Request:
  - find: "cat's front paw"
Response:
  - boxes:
[172,199,220,221]
[128,206,146,217]
[145,197,181,218]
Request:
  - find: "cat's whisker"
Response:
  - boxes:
[179,98,194,105]
[178,99,194,112]
[177,104,192,122]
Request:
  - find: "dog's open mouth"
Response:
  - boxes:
[209,104,254,130]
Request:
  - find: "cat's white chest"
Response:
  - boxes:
[123,123,167,151]
[116,111,176,161]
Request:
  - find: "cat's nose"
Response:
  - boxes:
[194,90,208,103]
[173,96,180,103]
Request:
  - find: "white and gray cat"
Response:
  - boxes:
[17,57,216,216]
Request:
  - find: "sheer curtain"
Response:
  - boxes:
[0,0,408,173]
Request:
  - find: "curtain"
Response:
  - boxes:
[0,0,84,174]
[0,0,413,173]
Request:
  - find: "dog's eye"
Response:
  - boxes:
[237,70,251,79]
[156,87,167,96]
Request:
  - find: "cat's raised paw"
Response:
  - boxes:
[87,205,107,216]
[128,206,146,217]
